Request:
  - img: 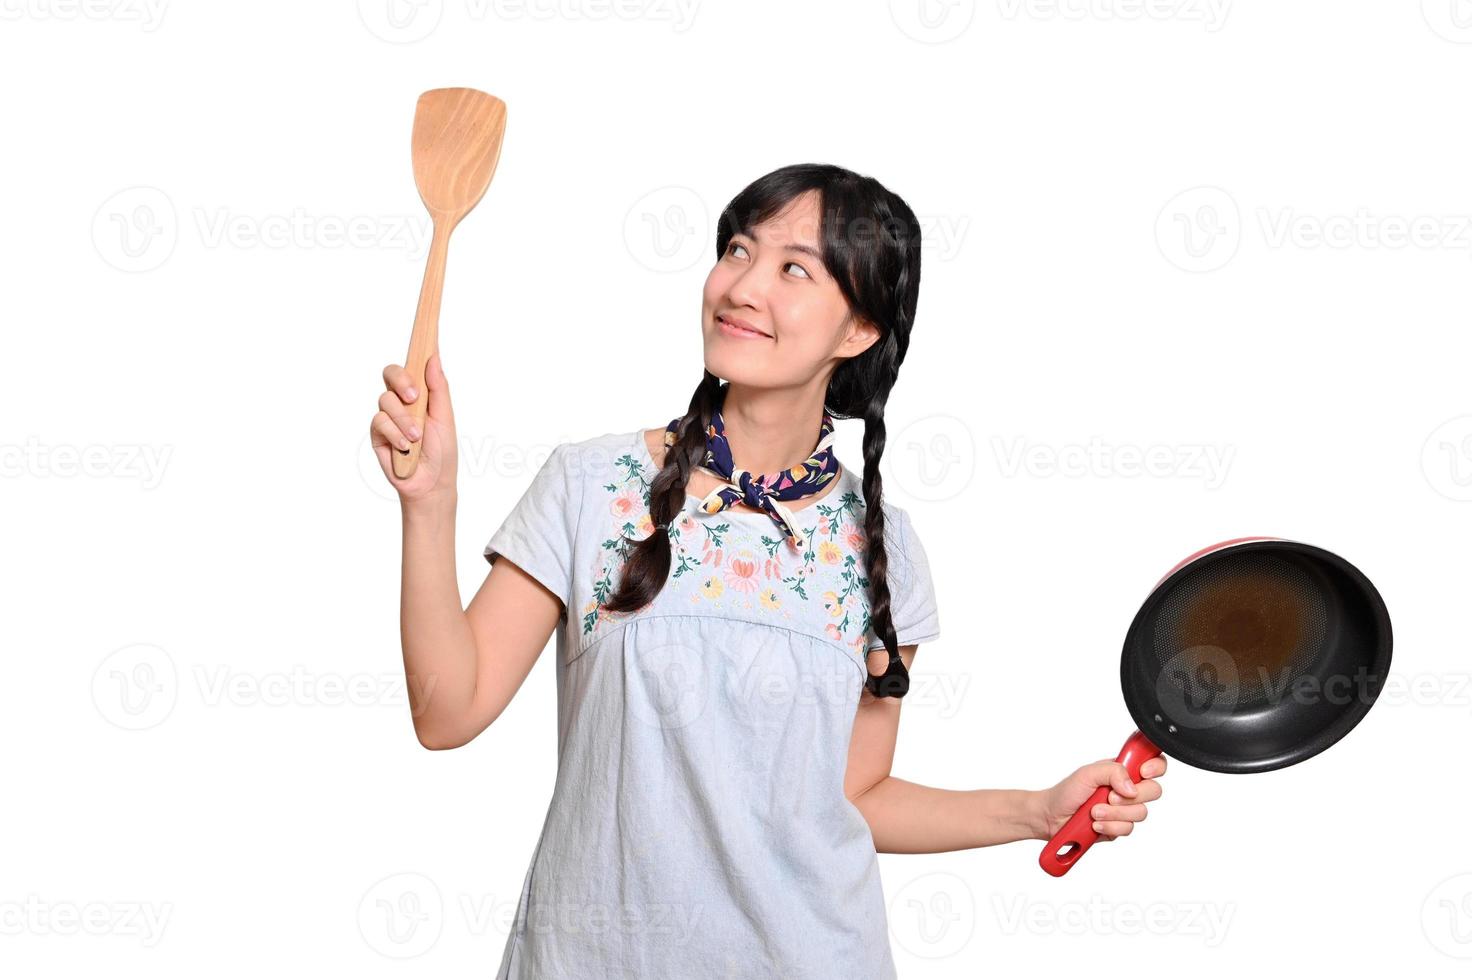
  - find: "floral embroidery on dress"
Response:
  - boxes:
[576,447,881,662]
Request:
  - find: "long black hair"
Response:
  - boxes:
[601,163,923,699]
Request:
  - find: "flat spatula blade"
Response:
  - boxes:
[411,87,507,218]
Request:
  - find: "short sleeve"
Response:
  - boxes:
[866,507,941,650]
[482,442,579,618]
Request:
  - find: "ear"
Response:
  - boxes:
[838,313,882,358]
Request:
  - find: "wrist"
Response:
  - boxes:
[401,489,458,521]
[1022,789,1049,841]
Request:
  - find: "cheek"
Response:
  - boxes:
[767,320,840,383]
[703,267,733,307]
[773,296,843,351]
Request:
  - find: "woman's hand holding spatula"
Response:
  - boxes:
[372,353,457,504]
[369,91,504,499]
[389,87,505,481]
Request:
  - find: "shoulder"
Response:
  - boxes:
[554,429,643,485]
[829,469,922,563]
[538,428,653,515]
[870,498,929,575]
[506,431,639,551]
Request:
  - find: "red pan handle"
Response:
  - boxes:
[1039,730,1163,878]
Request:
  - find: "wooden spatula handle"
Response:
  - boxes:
[393,223,450,479]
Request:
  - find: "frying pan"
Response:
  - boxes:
[1039,536,1392,877]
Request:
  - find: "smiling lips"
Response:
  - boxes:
[717,313,772,339]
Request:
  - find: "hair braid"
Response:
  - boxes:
[601,370,724,614]
[856,333,908,698]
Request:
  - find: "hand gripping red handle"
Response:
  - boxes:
[1038,730,1163,878]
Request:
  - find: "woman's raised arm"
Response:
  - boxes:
[373,353,560,749]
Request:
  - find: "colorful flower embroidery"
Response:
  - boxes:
[577,447,882,660]
[722,551,764,594]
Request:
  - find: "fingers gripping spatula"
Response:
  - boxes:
[393,87,507,479]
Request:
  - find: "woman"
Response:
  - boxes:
[372,163,1167,978]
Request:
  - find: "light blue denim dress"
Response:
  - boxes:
[482,428,941,979]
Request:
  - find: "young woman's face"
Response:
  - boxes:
[701,189,878,388]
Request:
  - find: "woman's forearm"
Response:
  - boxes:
[850,777,1045,853]
[399,491,478,747]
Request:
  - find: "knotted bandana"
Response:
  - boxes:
[661,388,842,550]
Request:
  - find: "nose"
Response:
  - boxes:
[724,257,774,311]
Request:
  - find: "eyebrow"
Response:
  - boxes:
[732,231,824,263]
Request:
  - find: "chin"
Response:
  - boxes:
[702,347,772,386]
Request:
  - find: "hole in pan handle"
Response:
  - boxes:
[1038,730,1162,878]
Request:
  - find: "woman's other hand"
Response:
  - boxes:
[1034,755,1167,842]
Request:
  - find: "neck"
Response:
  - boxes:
[717,379,831,478]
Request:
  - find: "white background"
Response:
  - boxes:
[4,0,1469,976]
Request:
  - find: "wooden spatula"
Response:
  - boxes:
[393,87,507,479]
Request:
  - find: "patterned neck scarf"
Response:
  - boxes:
[661,387,841,550]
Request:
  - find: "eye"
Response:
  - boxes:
[725,240,814,280]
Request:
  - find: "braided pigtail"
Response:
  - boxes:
[601,370,725,614]
[858,382,907,699]
[838,197,920,700]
